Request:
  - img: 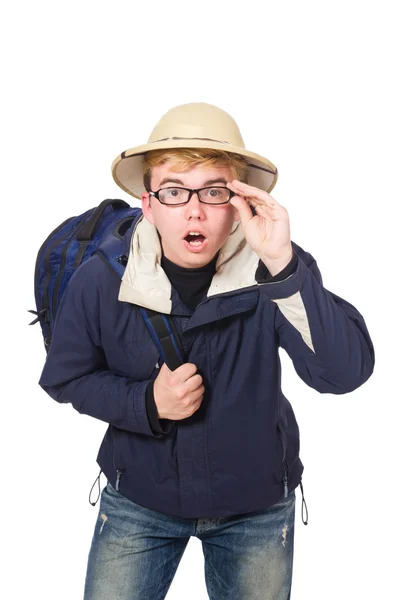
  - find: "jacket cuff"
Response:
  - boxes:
[145,380,175,435]
[258,252,309,299]
[255,251,299,283]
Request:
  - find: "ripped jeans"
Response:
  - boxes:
[84,481,296,600]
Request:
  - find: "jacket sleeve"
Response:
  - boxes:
[38,258,174,438]
[255,252,299,283]
[259,243,375,394]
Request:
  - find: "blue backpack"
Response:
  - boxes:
[29,199,184,370]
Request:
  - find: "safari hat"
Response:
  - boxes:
[111,102,278,199]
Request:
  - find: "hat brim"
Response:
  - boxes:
[111,139,278,199]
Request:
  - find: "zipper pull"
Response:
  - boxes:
[115,470,123,491]
[88,468,102,506]
[283,473,288,498]
[300,481,309,525]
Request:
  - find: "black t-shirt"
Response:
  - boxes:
[160,253,219,311]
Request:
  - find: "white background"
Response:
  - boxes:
[1,1,395,598]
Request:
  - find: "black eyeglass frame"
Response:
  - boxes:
[148,186,237,206]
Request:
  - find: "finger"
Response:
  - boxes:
[190,387,204,402]
[160,362,173,375]
[248,196,276,210]
[192,385,205,398]
[229,195,255,229]
[251,202,275,219]
[228,180,278,207]
[174,362,198,381]
[231,194,274,219]
[185,373,203,392]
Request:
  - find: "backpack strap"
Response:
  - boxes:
[73,200,131,269]
[76,199,130,242]
[138,308,184,371]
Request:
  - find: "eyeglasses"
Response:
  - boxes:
[148,186,236,206]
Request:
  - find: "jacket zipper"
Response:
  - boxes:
[115,470,123,491]
[277,422,289,498]
[283,468,289,498]
[112,427,126,491]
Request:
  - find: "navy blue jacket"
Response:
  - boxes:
[39,213,375,519]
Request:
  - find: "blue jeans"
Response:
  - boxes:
[84,481,296,600]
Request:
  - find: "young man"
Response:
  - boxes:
[39,102,375,600]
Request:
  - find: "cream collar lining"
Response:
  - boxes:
[118,216,259,314]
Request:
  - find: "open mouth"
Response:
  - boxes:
[185,233,207,246]
[183,232,208,251]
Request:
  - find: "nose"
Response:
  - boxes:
[184,190,206,219]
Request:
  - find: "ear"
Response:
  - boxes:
[141,192,155,224]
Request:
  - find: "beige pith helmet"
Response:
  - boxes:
[111,102,278,199]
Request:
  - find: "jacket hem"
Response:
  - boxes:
[95,451,305,520]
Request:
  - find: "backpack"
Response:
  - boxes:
[28,199,184,370]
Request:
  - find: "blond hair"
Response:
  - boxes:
[143,148,249,191]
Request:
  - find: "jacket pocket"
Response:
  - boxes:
[277,422,289,498]
[112,426,127,491]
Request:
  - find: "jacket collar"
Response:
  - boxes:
[118,215,260,314]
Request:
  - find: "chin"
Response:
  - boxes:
[188,256,212,267]
[178,255,205,268]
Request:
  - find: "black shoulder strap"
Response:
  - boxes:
[139,307,185,371]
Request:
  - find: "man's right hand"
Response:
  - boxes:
[153,362,205,421]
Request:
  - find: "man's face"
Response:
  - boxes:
[141,162,241,268]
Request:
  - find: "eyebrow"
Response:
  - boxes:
[158,177,228,188]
